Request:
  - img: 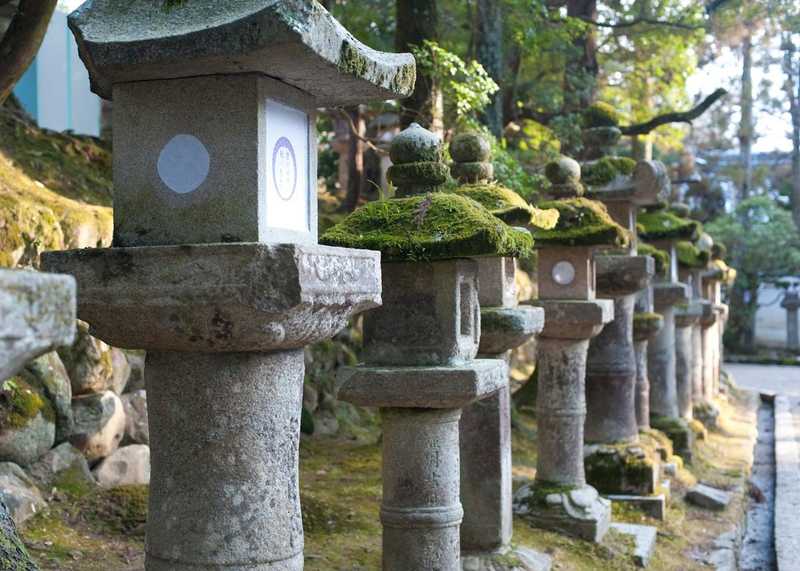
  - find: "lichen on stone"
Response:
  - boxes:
[582,102,621,128]
[676,240,709,269]
[633,312,664,339]
[584,443,658,495]
[638,208,701,242]
[649,416,691,457]
[581,156,636,187]
[0,377,55,429]
[320,193,533,262]
[449,182,559,228]
[637,242,670,277]
[530,198,630,248]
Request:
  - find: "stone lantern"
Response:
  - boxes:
[447,133,558,569]
[512,157,627,542]
[0,269,76,568]
[638,206,698,459]
[43,2,415,570]
[702,254,735,396]
[782,290,800,352]
[326,124,532,570]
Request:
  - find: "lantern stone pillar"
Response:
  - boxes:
[513,158,625,543]
[0,269,76,570]
[674,303,702,420]
[44,3,415,569]
[632,309,663,429]
[329,124,531,571]
[782,291,800,352]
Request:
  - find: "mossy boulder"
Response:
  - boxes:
[581,156,636,187]
[449,182,559,228]
[0,377,56,466]
[638,209,701,242]
[530,198,630,248]
[57,322,114,397]
[320,193,533,262]
[21,352,73,444]
[638,242,670,277]
[582,102,621,128]
[584,443,659,495]
[633,312,664,340]
[676,241,710,269]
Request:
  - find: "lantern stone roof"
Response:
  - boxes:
[638,242,670,277]
[69,0,416,104]
[530,198,630,248]
[638,207,701,242]
[450,183,559,229]
[676,240,710,269]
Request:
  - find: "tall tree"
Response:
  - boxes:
[739,29,754,201]
[0,0,57,105]
[474,0,504,136]
[395,0,442,131]
[565,0,599,112]
[780,23,800,226]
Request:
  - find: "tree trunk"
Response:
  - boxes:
[0,0,57,105]
[395,0,442,131]
[343,105,366,212]
[474,0,504,136]
[502,43,522,128]
[739,31,754,203]
[564,0,598,113]
[783,33,800,228]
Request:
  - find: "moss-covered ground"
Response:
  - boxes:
[19,379,757,571]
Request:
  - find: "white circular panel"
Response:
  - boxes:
[552,261,576,286]
[157,134,210,194]
[272,136,298,201]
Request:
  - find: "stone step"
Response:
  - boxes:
[685,483,732,511]
[774,395,800,570]
[610,522,658,567]
[607,493,666,520]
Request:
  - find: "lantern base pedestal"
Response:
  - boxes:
[584,442,660,496]
[461,545,553,571]
[650,416,694,462]
[513,485,611,543]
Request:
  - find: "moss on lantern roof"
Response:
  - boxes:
[638,209,701,241]
[676,240,710,269]
[449,182,559,229]
[582,102,621,128]
[638,242,670,277]
[320,193,533,262]
[530,198,630,248]
[708,259,737,286]
[581,156,637,187]
[634,312,664,339]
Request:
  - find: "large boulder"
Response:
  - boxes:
[70,391,126,462]
[0,377,56,466]
[109,348,131,395]
[22,351,73,443]
[123,351,146,393]
[28,442,94,491]
[93,445,150,488]
[121,390,149,445]
[0,462,44,524]
[57,321,114,396]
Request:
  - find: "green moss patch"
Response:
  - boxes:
[638,242,670,277]
[78,485,149,536]
[531,198,630,248]
[650,416,692,460]
[634,312,664,339]
[449,182,559,228]
[0,377,54,428]
[676,241,710,269]
[320,193,533,262]
[585,444,658,495]
[582,102,621,128]
[638,210,701,242]
[581,157,636,187]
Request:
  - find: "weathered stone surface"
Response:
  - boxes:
[121,390,149,445]
[28,442,94,490]
[145,350,305,570]
[686,483,731,511]
[22,352,73,444]
[43,243,382,353]
[675,304,701,421]
[0,379,55,467]
[584,443,658,496]
[774,395,800,570]
[537,247,597,301]
[513,483,611,542]
[338,360,507,409]
[57,321,113,396]
[0,498,38,570]
[595,255,654,297]
[479,306,545,356]
[70,391,126,462]
[0,269,75,381]
[69,0,416,103]
[610,522,658,567]
[109,348,131,395]
[531,299,614,340]
[363,259,478,366]
[461,546,552,571]
[477,257,517,308]
[93,444,150,488]
[123,351,146,393]
[608,493,666,520]
[0,462,44,524]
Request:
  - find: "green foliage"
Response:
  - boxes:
[532,198,630,247]
[320,192,533,261]
[488,132,549,201]
[411,41,499,126]
[581,102,621,128]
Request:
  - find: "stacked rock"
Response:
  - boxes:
[327,124,532,570]
[448,133,556,569]
[44,1,414,569]
[512,156,625,542]
[0,268,76,569]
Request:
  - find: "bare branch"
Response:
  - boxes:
[575,15,705,31]
[334,108,389,157]
[620,88,728,136]
[0,0,57,105]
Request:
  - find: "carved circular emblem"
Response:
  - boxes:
[157,134,210,194]
[552,261,576,286]
[272,136,298,201]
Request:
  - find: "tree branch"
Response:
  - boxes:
[620,88,728,136]
[575,15,704,31]
[0,0,57,105]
